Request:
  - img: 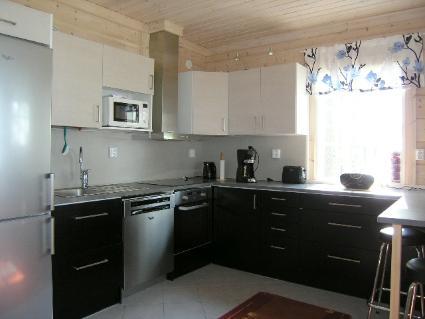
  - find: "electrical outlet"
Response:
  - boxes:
[416,149,425,160]
[188,148,196,158]
[109,147,118,158]
[272,149,281,159]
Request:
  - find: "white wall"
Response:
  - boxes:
[51,128,308,188]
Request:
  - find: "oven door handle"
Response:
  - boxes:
[177,202,209,211]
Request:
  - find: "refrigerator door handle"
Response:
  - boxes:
[50,216,55,256]
[47,173,55,211]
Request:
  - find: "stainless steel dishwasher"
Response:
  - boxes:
[122,192,175,295]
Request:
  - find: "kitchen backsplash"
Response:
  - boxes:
[51,128,204,188]
[200,135,308,181]
[52,128,308,188]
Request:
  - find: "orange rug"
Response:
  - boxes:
[218,292,352,319]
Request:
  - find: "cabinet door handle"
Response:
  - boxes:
[271,197,286,201]
[254,116,257,130]
[178,203,209,211]
[271,227,287,232]
[149,74,154,90]
[222,118,226,132]
[270,245,286,251]
[327,254,360,264]
[328,202,362,208]
[73,259,109,271]
[74,212,109,220]
[95,105,100,123]
[253,194,256,210]
[0,18,17,26]
[328,222,362,230]
[261,115,265,129]
[271,212,287,217]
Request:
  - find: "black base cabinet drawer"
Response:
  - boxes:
[262,238,298,281]
[53,244,123,319]
[316,245,378,298]
[54,199,122,255]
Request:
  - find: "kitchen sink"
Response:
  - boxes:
[55,188,85,197]
[55,183,154,198]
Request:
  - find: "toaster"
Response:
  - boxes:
[282,166,306,184]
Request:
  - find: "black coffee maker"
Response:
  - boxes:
[203,162,217,180]
[236,146,258,183]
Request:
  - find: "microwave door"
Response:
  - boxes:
[114,102,139,126]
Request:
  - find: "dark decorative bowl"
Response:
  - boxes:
[340,173,374,190]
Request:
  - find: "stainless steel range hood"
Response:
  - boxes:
[149,31,187,140]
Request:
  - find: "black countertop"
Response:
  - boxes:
[55,178,403,206]
[377,189,425,227]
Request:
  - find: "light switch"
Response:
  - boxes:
[416,149,425,160]
[188,148,196,158]
[109,147,118,158]
[272,149,281,159]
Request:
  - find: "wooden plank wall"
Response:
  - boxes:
[178,7,425,72]
[416,88,425,185]
[11,0,150,55]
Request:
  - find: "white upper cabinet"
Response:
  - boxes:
[227,63,309,136]
[102,45,154,94]
[261,63,308,135]
[178,71,228,135]
[0,0,52,47]
[52,31,103,128]
[228,68,261,135]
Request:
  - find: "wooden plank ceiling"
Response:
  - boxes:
[86,0,425,54]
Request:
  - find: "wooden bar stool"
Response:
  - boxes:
[367,227,425,319]
[404,258,425,319]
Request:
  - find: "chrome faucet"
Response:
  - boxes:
[79,146,89,189]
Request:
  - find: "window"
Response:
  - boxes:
[314,89,404,186]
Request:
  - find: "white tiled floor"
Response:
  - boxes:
[86,264,386,319]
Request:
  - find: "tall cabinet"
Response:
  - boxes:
[228,63,308,135]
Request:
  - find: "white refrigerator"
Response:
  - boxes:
[0,33,54,319]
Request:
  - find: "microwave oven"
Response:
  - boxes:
[102,96,150,130]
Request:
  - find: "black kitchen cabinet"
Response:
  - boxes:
[212,186,396,299]
[213,187,262,273]
[261,191,300,281]
[52,199,123,319]
[297,193,395,297]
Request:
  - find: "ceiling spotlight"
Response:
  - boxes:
[268,47,274,56]
[234,52,240,61]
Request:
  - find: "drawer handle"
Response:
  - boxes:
[178,203,209,211]
[73,259,109,271]
[74,212,109,220]
[271,197,286,201]
[328,202,362,208]
[0,18,17,26]
[270,245,286,251]
[328,222,362,230]
[271,212,287,217]
[271,227,287,232]
[327,255,360,264]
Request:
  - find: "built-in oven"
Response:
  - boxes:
[102,96,150,130]
[168,187,212,279]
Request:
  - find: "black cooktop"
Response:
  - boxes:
[143,177,207,187]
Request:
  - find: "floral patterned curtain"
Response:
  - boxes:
[304,33,424,95]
